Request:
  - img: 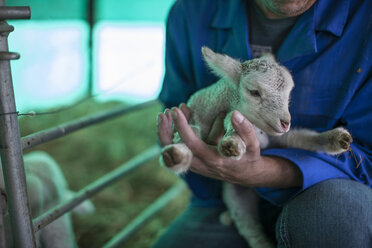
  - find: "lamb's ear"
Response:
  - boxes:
[201,46,241,85]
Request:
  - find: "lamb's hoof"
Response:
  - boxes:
[327,127,352,154]
[160,144,192,174]
[218,136,246,160]
[162,146,183,167]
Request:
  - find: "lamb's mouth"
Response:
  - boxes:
[265,122,285,136]
[254,113,285,135]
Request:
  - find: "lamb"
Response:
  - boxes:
[0,151,95,248]
[160,47,352,248]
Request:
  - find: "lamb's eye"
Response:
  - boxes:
[249,90,261,97]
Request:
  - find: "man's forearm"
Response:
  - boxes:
[247,156,303,188]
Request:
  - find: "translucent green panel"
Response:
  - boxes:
[93,21,164,103]
[96,0,176,21]
[8,20,89,112]
[8,0,176,21]
[7,0,88,19]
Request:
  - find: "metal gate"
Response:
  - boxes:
[0,2,183,247]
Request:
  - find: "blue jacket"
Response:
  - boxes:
[158,0,372,206]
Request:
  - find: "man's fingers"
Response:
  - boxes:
[164,108,173,130]
[206,112,226,145]
[171,107,216,158]
[157,112,173,147]
[231,110,260,154]
[179,103,191,121]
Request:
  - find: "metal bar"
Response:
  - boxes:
[0,18,36,248]
[0,51,19,60]
[33,145,161,232]
[0,6,31,20]
[103,182,186,248]
[22,99,159,150]
[0,22,12,32]
[0,193,7,248]
[87,0,95,96]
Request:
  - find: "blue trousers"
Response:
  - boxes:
[152,179,372,248]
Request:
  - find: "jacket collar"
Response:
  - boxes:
[314,0,350,37]
[209,0,350,62]
[210,0,252,60]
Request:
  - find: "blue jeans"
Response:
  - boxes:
[152,179,372,248]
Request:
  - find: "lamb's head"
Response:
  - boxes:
[201,46,294,136]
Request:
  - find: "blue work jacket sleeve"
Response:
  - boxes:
[158,2,195,108]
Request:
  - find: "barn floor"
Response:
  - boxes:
[19,99,190,248]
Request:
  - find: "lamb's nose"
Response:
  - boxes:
[280,120,290,132]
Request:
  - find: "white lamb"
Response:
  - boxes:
[160,47,352,248]
[0,151,95,248]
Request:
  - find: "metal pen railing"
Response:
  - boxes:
[0,2,35,247]
[22,99,158,151]
[0,1,184,247]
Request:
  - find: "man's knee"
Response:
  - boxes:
[276,179,372,248]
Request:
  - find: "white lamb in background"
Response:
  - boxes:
[0,151,95,248]
[160,47,352,248]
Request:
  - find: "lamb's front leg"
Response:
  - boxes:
[218,111,246,160]
[270,127,352,155]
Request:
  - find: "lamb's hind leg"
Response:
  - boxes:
[223,183,274,248]
[160,143,193,174]
[160,125,201,174]
[218,111,246,160]
[271,127,352,155]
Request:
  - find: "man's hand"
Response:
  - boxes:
[157,104,303,188]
